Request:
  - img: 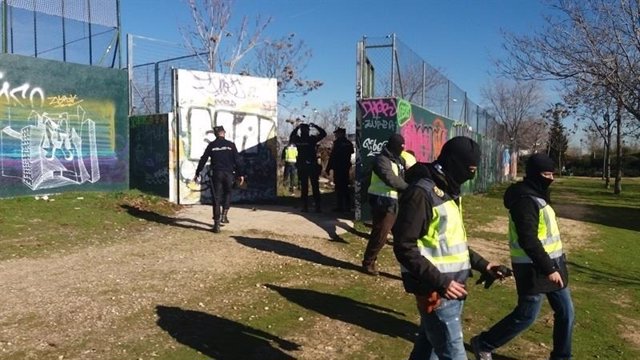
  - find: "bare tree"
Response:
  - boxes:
[182,0,323,115]
[519,117,549,153]
[182,0,271,73]
[482,80,545,174]
[251,33,323,102]
[498,0,640,127]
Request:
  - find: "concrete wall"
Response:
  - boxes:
[0,54,128,198]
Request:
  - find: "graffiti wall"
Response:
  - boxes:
[0,54,128,198]
[129,114,171,198]
[175,69,278,204]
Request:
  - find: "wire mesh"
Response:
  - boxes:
[1,0,120,67]
[360,34,499,136]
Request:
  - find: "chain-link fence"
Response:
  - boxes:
[128,35,210,116]
[0,0,121,67]
[357,34,498,138]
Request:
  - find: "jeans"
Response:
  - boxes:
[475,287,574,359]
[409,298,467,360]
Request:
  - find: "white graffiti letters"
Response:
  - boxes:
[362,138,387,157]
[0,71,45,107]
[363,118,395,130]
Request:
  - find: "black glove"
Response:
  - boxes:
[476,265,513,289]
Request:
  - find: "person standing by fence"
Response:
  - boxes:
[281,143,298,194]
[326,127,354,212]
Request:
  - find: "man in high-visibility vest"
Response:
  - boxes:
[281,143,298,194]
[362,133,408,276]
[392,136,509,360]
[470,153,574,360]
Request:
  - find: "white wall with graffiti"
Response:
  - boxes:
[174,69,278,204]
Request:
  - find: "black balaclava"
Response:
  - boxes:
[437,136,481,193]
[525,153,555,194]
[386,134,405,157]
[300,123,310,137]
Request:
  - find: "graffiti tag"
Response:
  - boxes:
[0,71,45,107]
[362,138,388,157]
[360,99,396,118]
[47,94,84,108]
[363,118,395,130]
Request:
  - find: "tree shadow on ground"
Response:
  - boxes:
[232,235,401,281]
[155,305,299,360]
[554,203,640,232]
[264,284,416,342]
[120,204,214,232]
[568,261,640,287]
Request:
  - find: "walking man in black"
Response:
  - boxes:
[289,122,327,212]
[193,126,244,233]
[326,127,354,212]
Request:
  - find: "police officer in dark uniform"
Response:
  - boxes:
[289,121,327,212]
[193,126,244,233]
[326,127,354,212]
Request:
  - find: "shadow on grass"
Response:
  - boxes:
[568,261,640,287]
[120,204,213,232]
[232,235,401,281]
[554,203,640,232]
[155,305,299,359]
[264,284,416,342]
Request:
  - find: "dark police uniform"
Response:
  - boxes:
[194,126,243,232]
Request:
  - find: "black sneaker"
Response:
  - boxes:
[470,336,493,360]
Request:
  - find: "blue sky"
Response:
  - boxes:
[120,0,550,117]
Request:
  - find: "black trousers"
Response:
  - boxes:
[333,168,351,210]
[209,171,234,221]
[297,163,321,208]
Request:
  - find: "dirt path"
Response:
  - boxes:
[0,204,356,359]
[0,202,598,359]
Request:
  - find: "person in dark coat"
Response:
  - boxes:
[289,122,327,212]
[392,136,508,359]
[362,133,408,275]
[470,153,574,360]
[326,127,354,212]
[193,126,244,233]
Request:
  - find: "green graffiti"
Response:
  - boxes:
[396,99,412,126]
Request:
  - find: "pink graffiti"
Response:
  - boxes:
[400,118,449,162]
[359,99,396,118]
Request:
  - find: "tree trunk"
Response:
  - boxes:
[614,100,623,194]
[604,142,610,188]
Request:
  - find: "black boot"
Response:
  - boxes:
[212,220,221,233]
[221,209,230,224]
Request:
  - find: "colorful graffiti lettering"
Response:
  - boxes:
[432,118,448,158]
[359,98,396,118]
[396,99,412,126]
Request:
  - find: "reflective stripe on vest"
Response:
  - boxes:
[509,197,563,264]
[401,151,417,169]
[285,146,298,163]
[399,178,471,280]
[368,161,400,199]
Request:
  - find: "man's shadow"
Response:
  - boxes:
[265,284,416,342]
[120,204,213,232]
[155,305,299,359]
[232,235,401,281]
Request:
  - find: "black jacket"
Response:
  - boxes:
[195,137,243,177]
[392,162,489,296]
[326,137,354,173]
[504,179,569,294]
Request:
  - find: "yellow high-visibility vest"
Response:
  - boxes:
[400,178,471,281]
[401,151,417,169]
[284,146,298,163]
[368,161,400,199]
[509,197,563,264]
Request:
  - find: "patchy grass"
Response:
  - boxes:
[0,177,638,359]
